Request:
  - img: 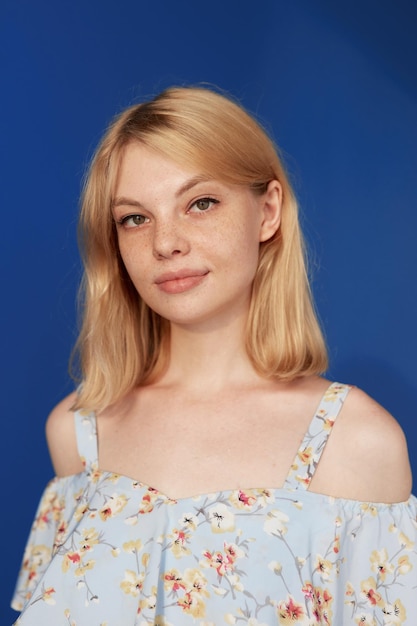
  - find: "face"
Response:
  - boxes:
[112,142,281,329]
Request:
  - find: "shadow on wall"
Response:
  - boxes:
[328,357,417,482]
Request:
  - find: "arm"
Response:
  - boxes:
[311,386,413,502]
[45,391,84,477]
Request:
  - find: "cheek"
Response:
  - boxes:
[118,238,149,277]
[226,222,261,265]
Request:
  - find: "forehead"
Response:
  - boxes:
[114,142,213,197]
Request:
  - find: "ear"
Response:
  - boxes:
[259,180,282,242]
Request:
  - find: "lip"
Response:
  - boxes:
[154,269,209,294]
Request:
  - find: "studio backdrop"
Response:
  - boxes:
[1,1,416,621]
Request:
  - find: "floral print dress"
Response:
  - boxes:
[11,383,417,625]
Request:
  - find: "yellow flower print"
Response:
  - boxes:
[277,596,306,624]
[360,577,383,607]
[254,488,275,507]
[183,568,209,597]
[298,446,314,466]
[179,512,198,531]
[312,586,333,623]
[303,582,333,621]
[322,417,335,431]
[201,541,244,578]
[79,528,100,552]
[268,560,283,575]
[62,551,81,573]
[229,489,257,510]
[177,591,206,618]
[315,554,333,580]
[345,582,356,610]
[34,486,64,530]
[224,542,244,563]
[169,528,192,558]
[99,493,128,521]
[63,608,73,622]
[354,613,376,626]
[398,531,414,550]
[397,555,413,574]
[123,539,143,554]
[74,559,95,576]
[201,550,229,576]
[74,503,90,522]
[345,582,355,597]
[41,586,56,605]
[138,487,160,514]
[26,585,57,609]
[207,503,235,533]
[370,548,394,581]
[323,383,346,401]
[295,474,312,488]
[120,569,144,596]
[23,544,51,576]
[163,568,186,593]
[139,589,157,611]
[360,503,378,517]
[89,465,102,483]
[380,598,407,624]
[263,509,289,537]
[54,520,68,548]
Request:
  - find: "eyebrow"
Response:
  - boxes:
[112,175,213,209]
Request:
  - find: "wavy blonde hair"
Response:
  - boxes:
[71,86,328,411]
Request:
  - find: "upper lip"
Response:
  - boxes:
[154,269,209,284]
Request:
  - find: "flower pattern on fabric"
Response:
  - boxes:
[11,383,417,625]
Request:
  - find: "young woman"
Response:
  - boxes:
[12,86,416,625]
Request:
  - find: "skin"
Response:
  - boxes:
[46,144,413,503]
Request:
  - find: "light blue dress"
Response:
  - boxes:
[12,383,417,624]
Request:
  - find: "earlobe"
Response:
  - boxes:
[259,180,282,242]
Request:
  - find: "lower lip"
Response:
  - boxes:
[156,273,208,294]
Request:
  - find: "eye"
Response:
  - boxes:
[118,214,149,228]
[189,197,219,213]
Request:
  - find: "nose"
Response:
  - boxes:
[152,217,191,259]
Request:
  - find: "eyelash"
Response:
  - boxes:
[189,197,219,213]
[118,214,149,228]
[116,197,219,228]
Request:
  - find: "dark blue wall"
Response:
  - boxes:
[2,1,416,620]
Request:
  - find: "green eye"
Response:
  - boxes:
[195,199,212,211]
[191,197,219,213]
[130,215,146,225]
[120,214,148,227]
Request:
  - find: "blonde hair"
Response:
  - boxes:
[72,86,328,411]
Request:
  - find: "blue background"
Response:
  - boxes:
[2,0,416,620]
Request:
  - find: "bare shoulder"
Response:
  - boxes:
[312,385,413,502]
[45,391,84,477]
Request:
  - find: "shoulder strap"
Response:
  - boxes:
[284,382,352,491]
[74,410,99,472]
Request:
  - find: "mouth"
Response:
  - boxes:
[154,269,209,294]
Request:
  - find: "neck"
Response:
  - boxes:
[159,314,261,393]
